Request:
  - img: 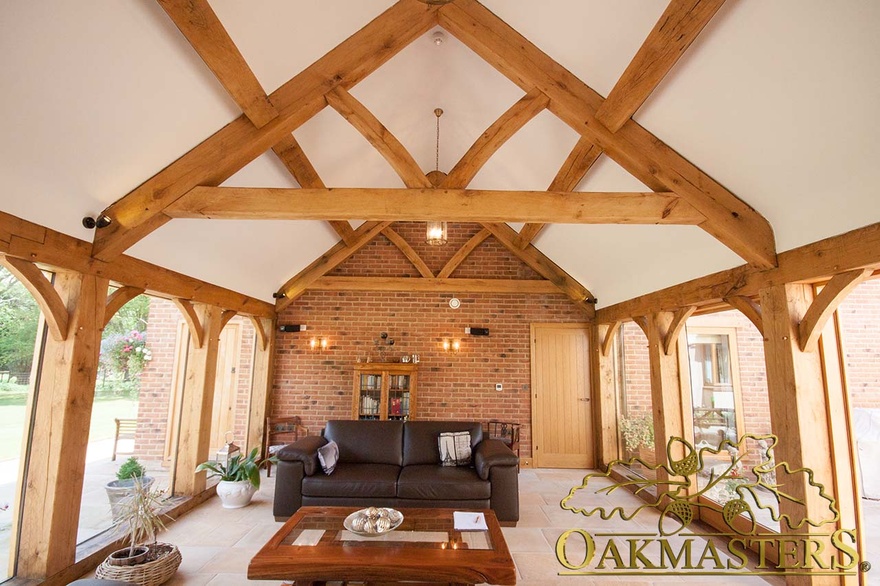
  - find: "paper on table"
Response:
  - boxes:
[454,511,488,531]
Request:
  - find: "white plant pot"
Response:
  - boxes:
[216,480,257,509]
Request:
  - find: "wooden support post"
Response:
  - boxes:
[592,323,619,468]
[173,304,224,496]
[644,312,687,486]
[246,317,276,454]
[759,283,840,586]
[15,272,108,578]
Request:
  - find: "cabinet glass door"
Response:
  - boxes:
[387,374,410,420]
[358,373,382,420]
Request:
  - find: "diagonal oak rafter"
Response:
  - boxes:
[438,0,776,270]
[93,0,440,260]
[382,227,434,278]
[438,228,491,278]
[157,0,356,244]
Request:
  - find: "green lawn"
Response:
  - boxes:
[0,398,138,461]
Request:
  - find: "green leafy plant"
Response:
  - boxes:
[196,448,276,489]
[619,413,655,452]
[113,478,170,558]
[117,457,146,481]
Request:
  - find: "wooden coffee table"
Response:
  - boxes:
[248,506,516,585]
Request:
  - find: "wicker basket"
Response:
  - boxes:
[95,543,181,586]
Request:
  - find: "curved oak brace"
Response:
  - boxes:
[219,309,238,332]
[104,286,145,328]
[438,228,490,278]
[599,321,621,357]
[663,306,696,355]
[0,256,69,341]
[632,316,649,338]
[724,295,764,337]
[441,88,549,189]
[382,227,434,278]
[798,268,873,353]
[325,87,431,189]
[249,315,270,351]
[172,298,205,349]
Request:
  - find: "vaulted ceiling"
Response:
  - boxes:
[1,1,878,309]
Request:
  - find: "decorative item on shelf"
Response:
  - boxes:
[401,354,411,363]
[96,478,181,584]
[195,448,277,509]
[411,354,420,363]
[442,339,461,352]
[426,107,448,246]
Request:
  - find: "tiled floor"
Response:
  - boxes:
[79,468,880,585]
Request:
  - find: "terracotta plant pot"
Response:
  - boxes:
[216,480,257,509]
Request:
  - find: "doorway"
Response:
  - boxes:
[530,323,593,468]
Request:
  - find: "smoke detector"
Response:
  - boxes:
[432,31,446,46]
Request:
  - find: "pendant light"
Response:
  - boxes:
[426,108,448,246]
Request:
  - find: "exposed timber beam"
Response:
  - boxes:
[271,134,355,245]
[167,187,703,225]
[441,88,549,188]
[597,222,880,324]
[596,0,728,132]
[0,256,69,341]
[517,137,603,248]
[173,298,206,349]
[723,295,764,336]
[309,276,559,294]
[599,321,621,357]
[92,0,439,260]
[326,87,432,188]
[663,305,696,355]
[382,227,434,278]
[439,0,776,269]
[484,222,595,317]
[798,268,872,353]
[156,0,278,127]
[104,286,145,328]
[249,315,270,352]
[0,211,273,318]
[156,0,354,244]
[275,221,391,312]
[438,228,491,278]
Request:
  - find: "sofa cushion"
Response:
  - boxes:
[402,421,483,466]
[438,431,472,466]
[318,440,339,475]
[324,420,404,466]
[397,465,490,500]
[302,463,400,498]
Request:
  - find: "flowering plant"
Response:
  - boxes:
[101,330,152,378]
[619,412,655,452]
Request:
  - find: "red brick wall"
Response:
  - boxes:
[135,298,256,461]
[272,222,587,458]
[838,278,880,409]
[620,321,652,417]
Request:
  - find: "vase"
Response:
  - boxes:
[216,480,257,508]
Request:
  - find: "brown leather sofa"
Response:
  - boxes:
[273,420,519,525]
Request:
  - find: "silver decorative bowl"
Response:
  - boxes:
[343,507,404,537]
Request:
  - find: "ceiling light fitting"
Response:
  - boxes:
[432,31,446,46]
[426,107,448,246]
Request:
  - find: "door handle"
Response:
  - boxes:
[578,398,590,402]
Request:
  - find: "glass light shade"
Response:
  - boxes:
[426,221,448,246]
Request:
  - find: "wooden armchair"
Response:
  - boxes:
[263,416,308,477]
[486,420,521,471]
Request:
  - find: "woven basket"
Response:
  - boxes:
[96,543,181,586]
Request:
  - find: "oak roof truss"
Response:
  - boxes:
[93,0,777,316]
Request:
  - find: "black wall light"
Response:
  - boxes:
[279,324,308,332]
[82,215,112,229]
[464,327,490,336]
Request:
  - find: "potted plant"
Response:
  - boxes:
[196,448,276,509]
[620,413,656,465]
[105,457,154,521]
[95,479,182,584]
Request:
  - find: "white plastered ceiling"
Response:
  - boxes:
[1,1,878,306]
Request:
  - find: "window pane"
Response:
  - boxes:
[0,266,42,579]
[686,310,778,532]
[615,322,656,482]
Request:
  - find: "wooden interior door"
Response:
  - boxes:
[530,323,594,468]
